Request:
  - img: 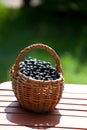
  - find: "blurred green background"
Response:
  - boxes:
[0,0,87,84]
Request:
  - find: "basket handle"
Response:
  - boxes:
[13,44,63,75]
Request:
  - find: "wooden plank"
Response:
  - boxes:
[0,81,12,90]
[0,103,87,112]
[0,90,87,100]
[0,106,87,117]
[0,91,14,96]
[64,84,87,94]
[60,98,87,105]
[0,113,87,129]
[47,128,85,130]
[0,126,84,130]
[0,101,86,112]
[0,102,87,112]
[62,92,87,100]
[57,104,87,111]
[0,81,87,94]
[0,126,34,130]
[0,96,17,101]
[0,96,87,106]
[0,101,19,107]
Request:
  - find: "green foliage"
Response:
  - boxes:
[61,53,87,84]
[0,4,87,84]
[41,0,87,12]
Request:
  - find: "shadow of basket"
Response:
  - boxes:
[5,101,61,129]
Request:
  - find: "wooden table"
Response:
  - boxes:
[0,81,87,130]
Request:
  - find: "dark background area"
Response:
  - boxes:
[0,0,87,84]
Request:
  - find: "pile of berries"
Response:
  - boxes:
[19,58,60,81]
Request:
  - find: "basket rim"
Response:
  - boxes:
[20,72,63,82]
[11,65,63,84]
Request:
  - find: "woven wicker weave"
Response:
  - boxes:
[10,44,64,113]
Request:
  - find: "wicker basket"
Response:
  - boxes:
[10,44,64,113]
